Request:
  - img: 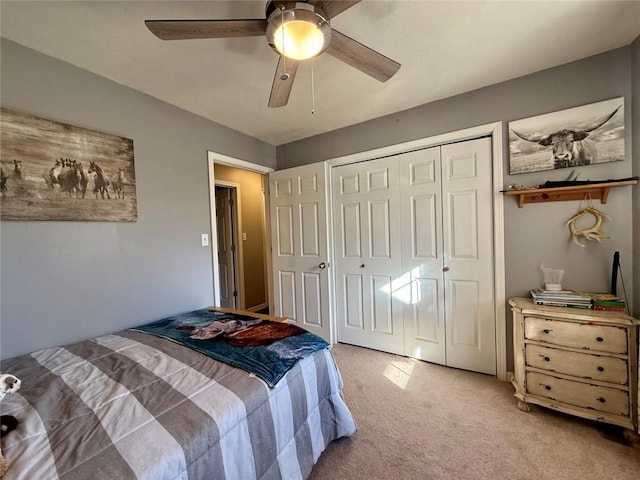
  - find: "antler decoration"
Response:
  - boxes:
[566,197,611,247]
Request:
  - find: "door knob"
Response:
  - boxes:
[319,262,327,269]
[443,266,450,272]
[360,264,365,268]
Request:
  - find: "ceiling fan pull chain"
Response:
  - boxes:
[311,60,316,115]
[281,7,287,76]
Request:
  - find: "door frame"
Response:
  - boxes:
[215,182,242,309]
[207,151,274,310]
[326,122,507,381]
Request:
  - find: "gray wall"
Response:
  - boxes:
[278,45,638,369]
[2,37,638,370]
[0,40,275,359]
[632,35,640,317]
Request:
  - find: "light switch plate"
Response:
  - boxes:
[201,234,209,247]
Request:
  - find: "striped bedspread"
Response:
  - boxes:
[0,329,356,480]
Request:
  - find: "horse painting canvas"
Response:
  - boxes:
[0,108,136,221]
[508,97,624,175]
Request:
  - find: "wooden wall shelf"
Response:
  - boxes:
[503,180,638,208]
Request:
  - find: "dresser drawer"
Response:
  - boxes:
[525,344,628,384]
[526,371,629,416]
[524,316,627,354]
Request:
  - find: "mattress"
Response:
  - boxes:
[0,319,356,479]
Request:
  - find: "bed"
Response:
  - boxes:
[0,308,356,480]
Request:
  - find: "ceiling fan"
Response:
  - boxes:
[145,0,401,108]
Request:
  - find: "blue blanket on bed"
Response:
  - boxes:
[132,309,329,387]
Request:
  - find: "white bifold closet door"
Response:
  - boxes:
[332,156,404,355]
[333,137,496,374]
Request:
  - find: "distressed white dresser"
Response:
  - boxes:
[509,297,639,432]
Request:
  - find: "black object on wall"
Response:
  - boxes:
[611,251,620,295]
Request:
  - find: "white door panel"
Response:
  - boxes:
[344,274,364,329]
[400,147,446,364]
[302,272,322,326]
[300,203,320,255]
[270,163,331,341]
[341,203,361,257]
[447,190,478,258]
[333,157,403,355]
[372,274,394,334]
[413,278,440,342]
[274,204,294,256]
[442,138,495,374]
[278,270,296,320]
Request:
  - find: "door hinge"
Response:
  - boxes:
[233,290,238,297]
[231,244,235,252]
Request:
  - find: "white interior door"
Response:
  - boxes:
[215,187,236,308]
[333,157,404,355]
[269,163,331,341]
[441,138,495,374]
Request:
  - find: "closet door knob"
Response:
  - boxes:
[442,266,450,272]
[318,262,327,269]
[360,264,365,268]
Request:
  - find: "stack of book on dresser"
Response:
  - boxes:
[590,293,626,312]
[529,289,626,312]
[530,289,593,309]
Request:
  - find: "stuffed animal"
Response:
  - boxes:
[0,375,20,402]
[0,417,18,438]
[0,374,21,478]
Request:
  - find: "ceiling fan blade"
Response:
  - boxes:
[145,19,267,40]
[308,0,362,19]
[325,29,400,82]
[268,57,300,108]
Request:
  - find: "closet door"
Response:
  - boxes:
[331,136,496,374]
[333,157,404,354]
[399,147,446,364]
[441,137,495,375]
[399,139,495,374]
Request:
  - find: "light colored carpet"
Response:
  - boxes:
[310,343,640,480]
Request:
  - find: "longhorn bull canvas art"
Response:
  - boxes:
[0,108,137,221]
[508,97,624,175]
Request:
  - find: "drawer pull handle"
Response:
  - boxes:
[542,384,551,391]
[543,329,552,334]
[543,356,550,362]
[597,366,604,372]
[596,336,604,342]
[597,397,606,403]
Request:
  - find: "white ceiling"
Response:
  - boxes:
[1,1,639,146]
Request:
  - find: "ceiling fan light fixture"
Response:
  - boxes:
[266,2,330,61]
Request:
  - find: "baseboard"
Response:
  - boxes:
[245,303,268,313]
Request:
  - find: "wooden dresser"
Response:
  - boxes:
[509,297,639,431]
